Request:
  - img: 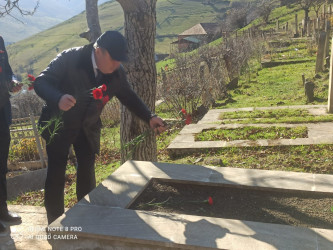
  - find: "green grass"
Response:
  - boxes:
[161,144,333,175]
[8,0,229,78]
[218,109,333,124]
[215,60,320,108]
[195,126,308,141]
[221,109,312,119]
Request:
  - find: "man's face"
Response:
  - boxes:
[95,47,121,74]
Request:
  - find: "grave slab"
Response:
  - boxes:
[48,161,333,249]
[168,106,333,156]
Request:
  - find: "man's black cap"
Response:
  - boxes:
[96,31,128,62]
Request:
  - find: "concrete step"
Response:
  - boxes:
[0,205,51,250]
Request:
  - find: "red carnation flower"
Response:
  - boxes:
[92,88,103,100]
[28,84,34,90]
[27,74,36,82]
[181,108,187,115]
[208,196,213,206]
[185,114,192,125]
[100,84,107,92]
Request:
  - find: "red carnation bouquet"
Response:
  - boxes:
[91,84,109,106]
[27,74,35,90]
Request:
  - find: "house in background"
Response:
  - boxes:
[171,23,220,53]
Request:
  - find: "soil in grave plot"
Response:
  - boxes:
[129,178,333,229]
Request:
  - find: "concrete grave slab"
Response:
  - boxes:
[48,160,333,249]
[168,105,333,156]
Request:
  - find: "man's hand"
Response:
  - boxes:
[58,94,76,111]
[149,116,167,135]
[9,80,22,93]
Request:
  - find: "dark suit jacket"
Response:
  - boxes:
[34,43,153,153]
[0,36,13,126]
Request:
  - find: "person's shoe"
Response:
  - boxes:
[0,221,6,232]
[0,211,21,223]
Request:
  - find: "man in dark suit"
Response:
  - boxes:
[0,36,22,233]
[34,31,166,224]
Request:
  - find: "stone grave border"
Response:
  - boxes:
[167,105,333,156]
[48,160,333,249]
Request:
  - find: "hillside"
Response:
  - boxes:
[7,0,228,78]
[0,0,109,44]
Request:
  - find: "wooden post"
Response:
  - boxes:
[302,19,306,36]
[295,14,299,37]
[325,20,331,66]
[30,114,46,168]
[276,20,279,31]
[302,73,305,86]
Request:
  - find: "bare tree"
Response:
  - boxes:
[257,0,278,24]
[80,0,102,42]
[225,2,251,30]
[117,0,158,162]
[225,7,248,30]
[312,0,326,17]
[0,0,39,22]
[296,0,313,30]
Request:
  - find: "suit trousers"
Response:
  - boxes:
[45,128,96,224]
[0,108,10,210]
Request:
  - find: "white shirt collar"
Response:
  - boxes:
[91,50,98,77]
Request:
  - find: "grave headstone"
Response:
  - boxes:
[304,80,315,102]
[315,31,327,73]
[294,14,299,37]
[328,37,333,113]
[199,61,214,107]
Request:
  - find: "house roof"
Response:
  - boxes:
[171,36,201,44]
[179,23,219,36]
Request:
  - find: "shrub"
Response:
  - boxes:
[10,138,40,161]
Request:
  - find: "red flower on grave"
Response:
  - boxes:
[100,84,107,92]
[181,108,187,115]
[0,66,2,73]
[208,196,213,206]
[0,50,4,54]
[185,114,192,125]
[92,88,103,100]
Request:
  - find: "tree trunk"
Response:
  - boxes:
[304,8,309,30]
[117,0,157,163]
[81,0,102,42]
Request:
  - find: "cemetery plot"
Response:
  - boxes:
[167,106,333,157]
[195,126,308,141]
[47,161,333,249]
[129,178,333,230]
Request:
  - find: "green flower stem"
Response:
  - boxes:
[145,197,172,207]
[38,111,64,144]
